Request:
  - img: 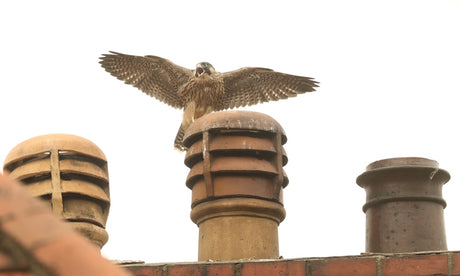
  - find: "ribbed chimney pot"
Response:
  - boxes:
[183,111,288,261]
[357,157,450,253]
[3,134,110,249]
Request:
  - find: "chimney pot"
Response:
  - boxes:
[3,134,110,249]
[357,157,450,253]
[183,111,288,261]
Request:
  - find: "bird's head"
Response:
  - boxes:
[195,62,215,77]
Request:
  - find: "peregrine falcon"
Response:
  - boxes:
[99,51,318,151]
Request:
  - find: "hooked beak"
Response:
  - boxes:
[195,67,205,77]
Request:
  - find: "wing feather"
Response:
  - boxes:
[217,67,318,110]
[99,51,193,108]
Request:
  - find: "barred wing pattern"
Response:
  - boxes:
[99,51,193,109]
[217,67,318,110]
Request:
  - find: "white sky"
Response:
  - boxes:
[1,0,459,263]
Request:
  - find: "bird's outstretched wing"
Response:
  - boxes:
[217,67,318,110]
[99,51,193,109]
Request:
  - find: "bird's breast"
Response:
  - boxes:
[180,76,225,109]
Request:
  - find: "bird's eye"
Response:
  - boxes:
[196,67,204,75]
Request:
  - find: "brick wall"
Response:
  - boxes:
[123,251,460,276]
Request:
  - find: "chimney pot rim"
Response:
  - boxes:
[356,160,451,187]
[365,157,439,171]
[183,111,286,147]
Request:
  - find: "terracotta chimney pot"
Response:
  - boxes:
[183,111,288,261]
[3,134,110,249]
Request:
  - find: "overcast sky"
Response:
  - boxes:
[1,0,460,263]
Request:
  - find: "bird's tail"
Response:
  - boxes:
[174,124,188,152]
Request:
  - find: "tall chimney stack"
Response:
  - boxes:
[3,134,110,249]
[183,111,288,261]
[357,157,450,253]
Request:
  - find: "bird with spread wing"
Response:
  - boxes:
[99,51,318,151]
